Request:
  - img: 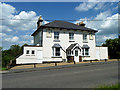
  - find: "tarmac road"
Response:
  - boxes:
[2,62,118,88]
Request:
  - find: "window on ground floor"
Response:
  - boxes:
[53,47,61,56]
[31,50,35,54]
[26,50,29,54]
[82,48,89,56]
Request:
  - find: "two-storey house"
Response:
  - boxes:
[16,16,108,64]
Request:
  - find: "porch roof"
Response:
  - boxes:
[82,45,90,48]
[66,43,77,50]
[52,44,62,48]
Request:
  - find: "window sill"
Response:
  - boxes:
[83,41,88,43]
[52,56,62,58]
[69,40,75,42]
[53,40,60,42]
[26,55,30,56]
[31,55,35,56]
[82,55,90,57]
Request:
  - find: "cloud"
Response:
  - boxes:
[0,2,40,49]
[0,2,39,33]
[44,20,49,24]
[75,2,98,12]
[74,11,118,46]
[75,2,108,12]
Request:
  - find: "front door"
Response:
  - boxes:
[74,50,79,62]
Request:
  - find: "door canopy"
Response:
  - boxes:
[66,43,82,56]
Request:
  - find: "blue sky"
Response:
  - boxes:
[0,2,119,49]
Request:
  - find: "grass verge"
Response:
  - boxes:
[1,67,8,71]
[95,83,119,90]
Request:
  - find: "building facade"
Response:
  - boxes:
[16,16,108,64]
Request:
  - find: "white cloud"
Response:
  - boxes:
[0,2,40,49]
[75,2,98,12]
[1,2,39,32]
[74,11,118,46]
[11,36,19,42]
[31,40,34,44]
[75,2,108,12]
[44,20,49,24]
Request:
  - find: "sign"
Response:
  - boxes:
[46,30,52,38]
[89,34,94,40]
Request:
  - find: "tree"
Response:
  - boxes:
[9,45,22,57]
[2,44,29,68]
[0,47,2,51]
[102,38,120,59]
[21,43,28,54]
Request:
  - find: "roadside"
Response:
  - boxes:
[1,59,118,74]
[11,59,118,70]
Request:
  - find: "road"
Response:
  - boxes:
[2,62,118,88]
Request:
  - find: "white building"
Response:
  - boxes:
[16,16,108,64]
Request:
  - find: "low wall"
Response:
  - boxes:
[96,47,108,60]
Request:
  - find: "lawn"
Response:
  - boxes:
[1,67,8,71]
[96,83,119,90]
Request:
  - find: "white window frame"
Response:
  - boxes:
[69,33,74,40]
[85,48,89,56]
[83,34,88,42]
[31,50,35,55]
[52,47,61,57]
[54,32,59,40]
[82,48,89,56]
[26,50,30,54]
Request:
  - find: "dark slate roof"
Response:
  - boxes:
[66,43,77,50]
[32,20,97,36]
[82,45,90,48]
[52,44,62,48]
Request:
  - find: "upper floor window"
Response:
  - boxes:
[54,32,59,40]
[26,50,29,54]
[83,34,87,42]
[69,33,74,40]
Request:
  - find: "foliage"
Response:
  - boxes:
[95,83,120,90]
[1,67,8,71]
[102,38,120,59]
[2,44,28,68]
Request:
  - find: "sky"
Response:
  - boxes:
[0,2,119,50]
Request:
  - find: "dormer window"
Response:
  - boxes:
[54,32,59,40]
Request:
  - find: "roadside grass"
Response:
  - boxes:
[1,67,8,71]
[95,83,119,90]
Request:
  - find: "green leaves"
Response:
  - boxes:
[2,44,28,67]
[102,38,120,59]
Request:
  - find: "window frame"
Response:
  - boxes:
[52,47,61,57]
[69,33,74,40]
[54,32,59,40]
[82,48,89,56]
[83,34,88,42]
[31,50,35,55]
[26,50,30,54]
[85,48,89,56]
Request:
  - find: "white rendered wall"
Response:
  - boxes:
[16,46,43,64]
[34,30,42,45]
[42,28,96,61]
[96,47,108,60]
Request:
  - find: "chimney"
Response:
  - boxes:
[76,21,85,27]
[37,16,43,28]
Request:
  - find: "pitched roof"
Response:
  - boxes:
[32,20,97,36]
